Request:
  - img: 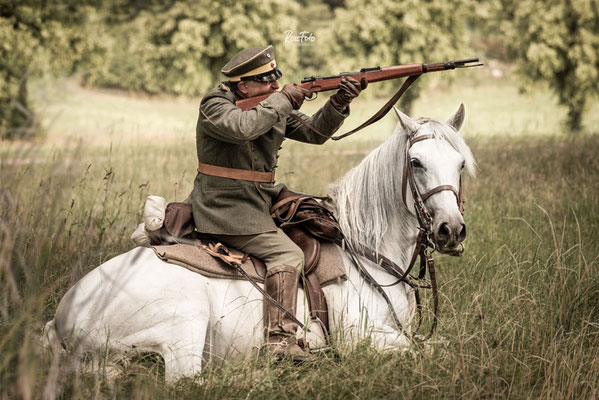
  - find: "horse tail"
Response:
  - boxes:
[41,319,63,354]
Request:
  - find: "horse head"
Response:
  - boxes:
[393,104,476,254]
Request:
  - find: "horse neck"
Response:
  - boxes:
[327,131,420,267]
[377,206,419,268]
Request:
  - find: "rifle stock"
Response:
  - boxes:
[235,58,482,111]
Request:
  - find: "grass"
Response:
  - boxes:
[1,72,598,398]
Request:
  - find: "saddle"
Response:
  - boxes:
[146,189,344,339]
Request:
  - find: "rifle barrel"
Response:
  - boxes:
[454,58,480,64]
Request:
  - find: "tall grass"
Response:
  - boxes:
[1,77,598,398]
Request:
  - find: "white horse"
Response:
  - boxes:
[43,105,476,382]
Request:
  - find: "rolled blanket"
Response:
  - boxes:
[131,222,151,247]
[143,196,166,231]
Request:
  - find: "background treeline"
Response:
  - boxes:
[1,0,598,139]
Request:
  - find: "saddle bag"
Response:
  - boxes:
[270,189,343,242]
[148,202,197,245]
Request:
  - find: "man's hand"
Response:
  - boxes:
[281,83,311,110]
[330,77,368,111]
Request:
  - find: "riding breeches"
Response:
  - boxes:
[211,228,304,272]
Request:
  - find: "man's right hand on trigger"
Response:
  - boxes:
[281,83,311,110]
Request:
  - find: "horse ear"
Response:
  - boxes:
[447,103,465,131]
[393,106,419,134]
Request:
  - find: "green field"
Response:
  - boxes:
[1,73,598,398]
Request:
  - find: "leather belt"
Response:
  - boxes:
[197,162,275,183]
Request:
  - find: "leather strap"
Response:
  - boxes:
[285,75,421,142]
[409,133,436,146]
[270,194,307,222]
[304,270,330,338]
[287,113,331,139]
[201,242,305,330]
[421,185,459,202]
[425,251,439,338]
[198,162,275,183]
[332,74,421,141]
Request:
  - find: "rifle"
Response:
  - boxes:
[236,58,483,111]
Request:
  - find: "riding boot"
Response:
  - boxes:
[263,265,311,361]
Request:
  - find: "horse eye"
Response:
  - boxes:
[460,161,465,170]
[410,158,424,169]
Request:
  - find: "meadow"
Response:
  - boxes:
[1,70,598,399]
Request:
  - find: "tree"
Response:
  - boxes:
[0,1,103,139]
[318,0,472,112]
[495,0,599,132]
[84,0,301,97]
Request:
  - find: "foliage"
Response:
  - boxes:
[0,0,301,139]
[492,0,599,132]
[0,14,37,139]
[83,0,301,96]
[0,1,104,139]
[319,0,473,111]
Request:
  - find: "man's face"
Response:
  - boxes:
[237,80,280,98]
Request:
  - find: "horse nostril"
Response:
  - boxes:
[438,223,450,240]
[458,223,467,242]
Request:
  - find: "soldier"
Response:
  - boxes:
[190,45,366,360]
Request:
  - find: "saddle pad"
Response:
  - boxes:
[152,241,346,287]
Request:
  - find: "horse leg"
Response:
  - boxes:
[369,327,411,351]
[159,317,209,383]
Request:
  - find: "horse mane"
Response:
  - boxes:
[328,118,476,254]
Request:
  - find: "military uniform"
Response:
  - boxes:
[190,46,348,267]
[192,84,347,234]
[189,45,362,359]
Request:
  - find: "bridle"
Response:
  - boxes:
[348,132,466,339]
[402,133,465,254]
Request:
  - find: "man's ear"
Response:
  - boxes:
[236,81,248,96]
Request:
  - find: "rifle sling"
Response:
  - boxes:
[332,74,421,140]
[286,74,421,141]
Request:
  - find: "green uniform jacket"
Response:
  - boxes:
[190,85,348,235]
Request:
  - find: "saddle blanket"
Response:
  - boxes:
[152,241,346,287]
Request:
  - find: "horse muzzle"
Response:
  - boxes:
[433,218,466,254]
